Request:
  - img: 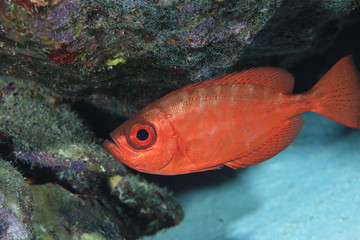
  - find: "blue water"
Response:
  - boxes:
[143,112,360,240]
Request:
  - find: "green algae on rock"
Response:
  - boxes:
[31,183,126,239]
[0,0,279,93]
[0,75,184,238]
[1,0,357,96]
[0,159,33,240]
[29,178,183,239]
[0,75,125,173]
[109,174,184,236]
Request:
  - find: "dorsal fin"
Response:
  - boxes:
[180,67,295,94]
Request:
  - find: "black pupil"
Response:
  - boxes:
[136,129,149,141]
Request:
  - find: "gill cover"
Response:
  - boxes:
[104,107,177,173]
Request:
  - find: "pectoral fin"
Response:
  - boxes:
[185,138,207,161]
[225,115,304,169]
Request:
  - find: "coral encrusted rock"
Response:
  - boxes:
[0,75,183,239]
[0,0,358,96]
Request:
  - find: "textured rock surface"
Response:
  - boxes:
[0,0,358,96]
[0,159,33,240]
[0,75,125,173]
[109,174,184,236]
[31,183,145,239]
[0,75,184,239]
[1,1,360,239]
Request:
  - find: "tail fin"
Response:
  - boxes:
[311,55,360,128]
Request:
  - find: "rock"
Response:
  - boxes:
[0,159,33,240]
[0,1,358,96]
[108,174,184,236]
[0,75,184,238]
[0,75,125,173]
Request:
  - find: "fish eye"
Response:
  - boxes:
[129,122,156,149]
[136,129,149,141]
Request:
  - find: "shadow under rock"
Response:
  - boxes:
[142,167,240,195]
[72,100,128,140]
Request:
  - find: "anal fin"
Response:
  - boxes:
[225,115,304,169]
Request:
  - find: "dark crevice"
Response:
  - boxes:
[71,100,128,139]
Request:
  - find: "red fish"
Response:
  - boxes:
[104,56,360,175]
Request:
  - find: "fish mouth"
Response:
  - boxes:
[104,132,145,166]
[103,130,127,161]
[109,130,123,147]
[103,139,123,159]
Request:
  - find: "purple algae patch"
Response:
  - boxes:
[15,150,86,170]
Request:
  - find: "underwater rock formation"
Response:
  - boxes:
[0,160,32,240]
[0,75,183,239]
[0,0,358,96]
[1,1,359,239]
[108,174,184,235]
[0,75,125,173]
[30,181,182,239]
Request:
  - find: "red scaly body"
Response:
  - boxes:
[104,56,360,175]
